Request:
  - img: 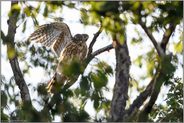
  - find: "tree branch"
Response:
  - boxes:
[125,22,175,120]
[139,20,165,57]
[137,54,173,121]
[161,24,176,52]
[137,69,163,121]
[135,22,176,121]
[87,26,103,58]
[124,66,160,119]
[125,78,154,116]
[6,1,31,104]
[88,44,113,61]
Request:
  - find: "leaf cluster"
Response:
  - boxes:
[150,77,183,122]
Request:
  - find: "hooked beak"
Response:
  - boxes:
[82,34,89,42]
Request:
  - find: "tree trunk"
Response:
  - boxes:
[110,40,131,121]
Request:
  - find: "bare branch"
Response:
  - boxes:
[9,57,31,102]
[128,18,176,122]
[89,44,113,61]
[139,20,165,57]
[161,24,176,52]
[125,43,173,119]
[125,66,161,118]
[137,55,173,121]
[87,26,103,58]
[137,70,163,121]
[6,1,31,104]
[1,30,6,42]
[125,78,154,116]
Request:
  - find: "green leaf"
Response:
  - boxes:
[94,99,99,110]
[12,4,20,9]
[67,3,75,8]
[62,89,73,97]
[62,59,82,77]
[24,7,31,17]
[90,71,108,89]
[1,110,9,121]
[8,3,21,17]
[1,91,7,108]
[95,61,113,75]
[80,76,90,91]
[116,33,125,45]
[132,2,140,10]
[131,37,143,45]
[7,45,16,59]
[134,55,143,68]
[43,5,48,17]
[173,41,182,54]
[22,20,27,32]
[37,83,48,96]
[147,60,154,77]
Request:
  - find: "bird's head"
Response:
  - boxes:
[73,34,89,43]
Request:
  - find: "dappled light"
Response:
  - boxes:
[1,1,183,122]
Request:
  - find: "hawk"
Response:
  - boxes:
[28,21,89,93]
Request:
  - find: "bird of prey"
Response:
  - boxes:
[28,20,89,93]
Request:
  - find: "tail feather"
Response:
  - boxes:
[46,73,66,93]
[46,73,56,93]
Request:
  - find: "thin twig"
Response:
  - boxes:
[139,20,165,57]
[161,24,176,52]
[87,26,103,58]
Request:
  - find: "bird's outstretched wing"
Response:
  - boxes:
[28,22,73,57]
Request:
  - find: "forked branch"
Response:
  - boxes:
[161,24,176,52]
[139,20,165,57]
[132,22,176,121]
[87,26,103,58]
[89,44,113,61]
[125,66,160,119]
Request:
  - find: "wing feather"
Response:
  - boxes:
[28,22,73,57]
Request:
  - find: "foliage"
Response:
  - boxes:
[1,1,183,122]
[150,77,183,122]
[81,1,125,43]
